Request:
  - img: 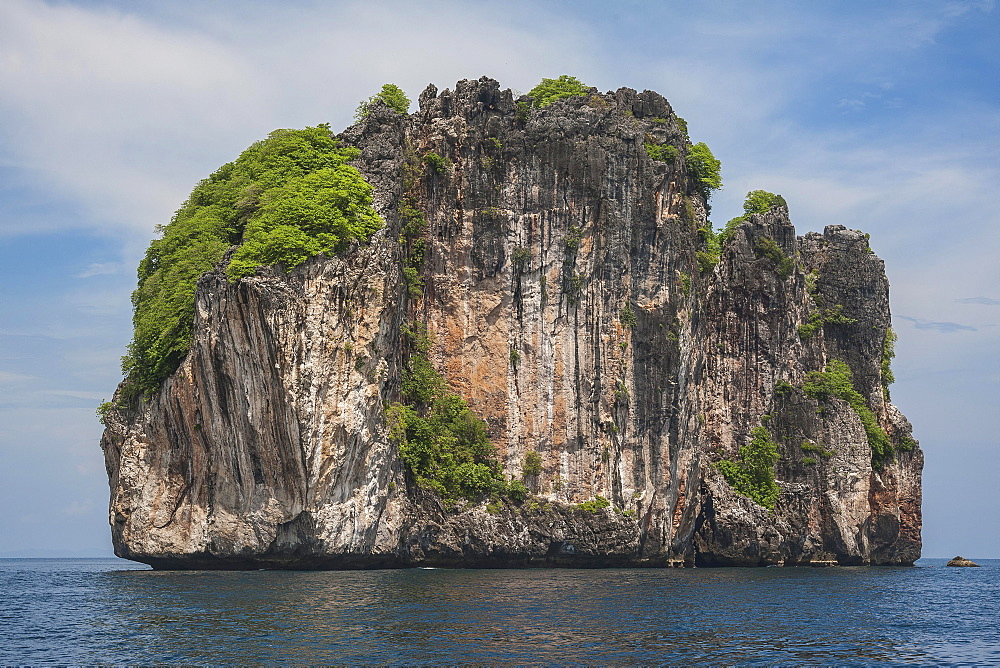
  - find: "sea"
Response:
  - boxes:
[1,558,997,665]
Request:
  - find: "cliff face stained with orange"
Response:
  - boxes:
[101,77,921,569]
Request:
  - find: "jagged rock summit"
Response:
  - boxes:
[100,76,922,569]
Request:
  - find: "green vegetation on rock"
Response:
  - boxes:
[717,425,781,510]
[123,126,382,397]
[798,304,857,339]
[96,400,115,425]
[355,83,410,119]
[386,325,522,502]
[527,75,590,107]
[881,327,897,399]
[719,190,787,245]
[512,246,531,270]
[800,440,836,459]
[674,116,689,139]
[399,149,429,299]
[696,249,719,274]
[754,236,794,278]
[522,450,542,476]
[226,163,383,280]
[574,495,611,512]
[717,216,744,246]
[686,142,722,200]
[678,271,692,296]
[644,142,679,163]
[422,151,451,174]
[620,302,637,328]
[802,360,893,469]
[400,202,426,300]
[696,225,721,274]
[743,190,786,215]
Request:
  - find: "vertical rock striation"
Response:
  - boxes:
[101,77,921,568]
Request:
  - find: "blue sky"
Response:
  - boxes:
[0,0,997,558]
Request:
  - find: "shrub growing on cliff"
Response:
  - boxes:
[574,495,611,512]
[96,400,115,425]
[801,440,836,459]
[227,166,382,279]
[754,236,794,278]
[399,198,428,299]
[422,152,451,174]
[522,450,542,476]
[717,216,745,246]
[696,225,721,274]
[802,360,893,468]
[387,326,514,502]
[674,116,689,139]
[620,303,637,328]
[506,480,529,502]
[686,142,722,200]
[644,142,678,163]
[798,305,857,340]
[527,75,590,107]
[718,190,787,245]
[716,426,781,510]
[744,190,786,215]
[881,327,897,399]
[124,126,382,396]
[355,83,410,119]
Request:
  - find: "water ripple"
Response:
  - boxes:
[1,558,997,664]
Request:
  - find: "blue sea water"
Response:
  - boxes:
[1,558,997,664]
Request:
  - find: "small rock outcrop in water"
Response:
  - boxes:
[100,77,922,569]
[946,556,979,567]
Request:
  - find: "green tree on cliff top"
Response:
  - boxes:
[687,142,722,200]
[355,83,411,119]
[124,126,382,397]
[527,75,590,107]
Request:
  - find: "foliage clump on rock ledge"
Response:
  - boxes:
[522,450,542,477]
[802,360,893,468]
[644,142,679,163]
[718,190,787,245]
[422,152,451,175]
[686,142,723,201]
[717,426,781,510]
[573,496,611,513]
[386,326,527,504]
[527,75,590,107]
[123,125,383,397]
[355,83,411,119]
[798,304,857,340]
[754,236,794,278]
[881,327,897,399]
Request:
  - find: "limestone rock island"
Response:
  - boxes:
[100,77,922,569]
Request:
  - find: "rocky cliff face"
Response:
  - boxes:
[101,77,922,568]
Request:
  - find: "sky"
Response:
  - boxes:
[0,0,997,559]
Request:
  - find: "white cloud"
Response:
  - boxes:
[0,0,262,235]
[0,370,35,382]
[42,389,108,401]
[76,262,123,278]
[956,297,1000,305]
[896,316,978,332]
[0,0,599,239]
